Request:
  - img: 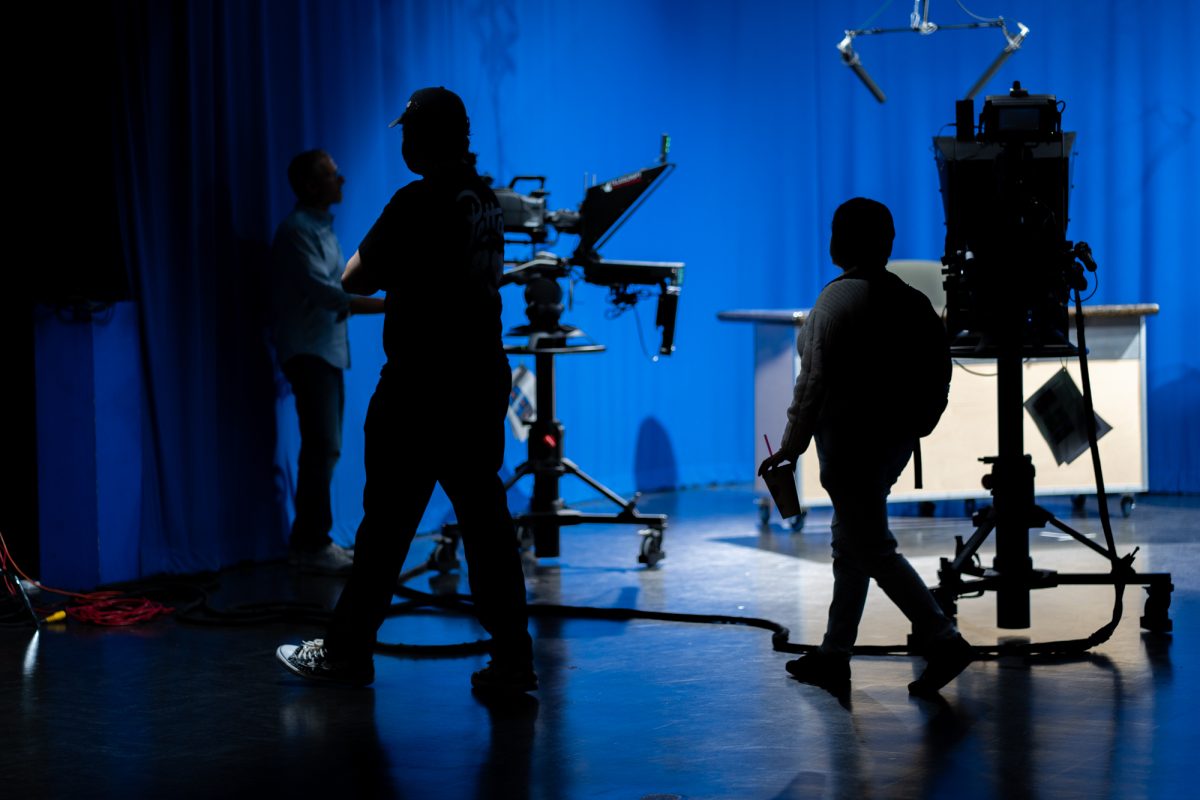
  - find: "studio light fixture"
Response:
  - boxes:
[837,0,1029,103]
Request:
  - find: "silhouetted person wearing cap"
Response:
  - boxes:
[277,89,535,693]
[272,150,384,574]
[759,198,972,697]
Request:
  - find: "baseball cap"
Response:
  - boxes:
[388,86,469,131]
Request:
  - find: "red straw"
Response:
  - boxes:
[763,435,774,456]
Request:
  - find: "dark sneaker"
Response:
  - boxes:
[908,634,974,696]
[288,544,354,575]
[276,639,374,687]
[786,652,851,696]
[471,661,538,694]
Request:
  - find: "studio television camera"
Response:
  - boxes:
[936,81,1092,356]
[927,84,1172,641]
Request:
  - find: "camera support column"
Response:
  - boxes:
[992,326,1034,628]
[527,348,567,542]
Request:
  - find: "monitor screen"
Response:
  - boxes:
[575,163,670,254]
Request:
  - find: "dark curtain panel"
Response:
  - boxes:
[114,1,292,571]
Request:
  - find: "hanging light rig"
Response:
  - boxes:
[837,0,1029,103]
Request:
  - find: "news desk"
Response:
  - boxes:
[718,303,1157,521]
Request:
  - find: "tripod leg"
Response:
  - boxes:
[948,512,996,574]
[560,457,634,510]
[1041,508,1117,563]
[502,461,534,492]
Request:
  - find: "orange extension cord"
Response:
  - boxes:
[0,530,173,626]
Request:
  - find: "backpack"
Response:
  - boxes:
[869,271,952,439]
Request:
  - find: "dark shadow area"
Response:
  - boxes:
[0,299,38,576]
[1141,630,1174,684]
[218,228,290,560]
[716,530,835,564]
[716,512,970,563]
[473,692,538,800]
[634,416,678,493]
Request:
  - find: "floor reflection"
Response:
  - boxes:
[0,488,1193,798]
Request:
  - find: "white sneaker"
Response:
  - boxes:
[277,639,374,686]
[288,543,354,575]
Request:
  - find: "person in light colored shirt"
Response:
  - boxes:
[271,150,383,574]
[760,197,971,697]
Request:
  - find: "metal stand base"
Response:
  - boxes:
[933,475,1174,635]
[504,344,666,567]
[931,337,1172,638]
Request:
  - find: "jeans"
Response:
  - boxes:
[325,362,532,666]
[816,431,955,657]
[283,355,344,551]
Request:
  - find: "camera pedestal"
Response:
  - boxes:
[503,341,667,568]
[932,343,1174,636]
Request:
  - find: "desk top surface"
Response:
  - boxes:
[717,303,1160,326]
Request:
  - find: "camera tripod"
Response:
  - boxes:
[931,319,1173,637]
[502,277,667,567]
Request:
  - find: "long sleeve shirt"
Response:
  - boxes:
[780,276,860,459]
[781,268,940,457]
[271,206,351,369]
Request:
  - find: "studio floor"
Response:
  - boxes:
[3,487,1197,799]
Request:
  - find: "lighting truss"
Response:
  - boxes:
[836,0,1029,102]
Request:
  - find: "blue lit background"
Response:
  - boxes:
[85,0,1198,578]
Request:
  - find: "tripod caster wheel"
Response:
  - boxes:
[638,528,665,568]
[514,524,535,550]
[1121,495,1135,518]
[430,541,460,573]
[429,525,461,573]
[1140,579,1173,633]
[756,498,771,527]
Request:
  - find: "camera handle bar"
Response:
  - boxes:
[930,247,1173,652]
[502,339,667,568]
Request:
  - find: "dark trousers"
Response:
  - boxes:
[326,364,532,665]
[817,432,954,656]
[282,355,344,551]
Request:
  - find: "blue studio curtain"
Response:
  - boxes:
[110,0,1198,576]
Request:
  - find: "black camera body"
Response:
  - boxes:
[936,82,1080,354]
[979,84,1062,142]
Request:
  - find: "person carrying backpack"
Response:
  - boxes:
[758,197,972,697]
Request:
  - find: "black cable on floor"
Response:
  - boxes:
[67,547,1132,661]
